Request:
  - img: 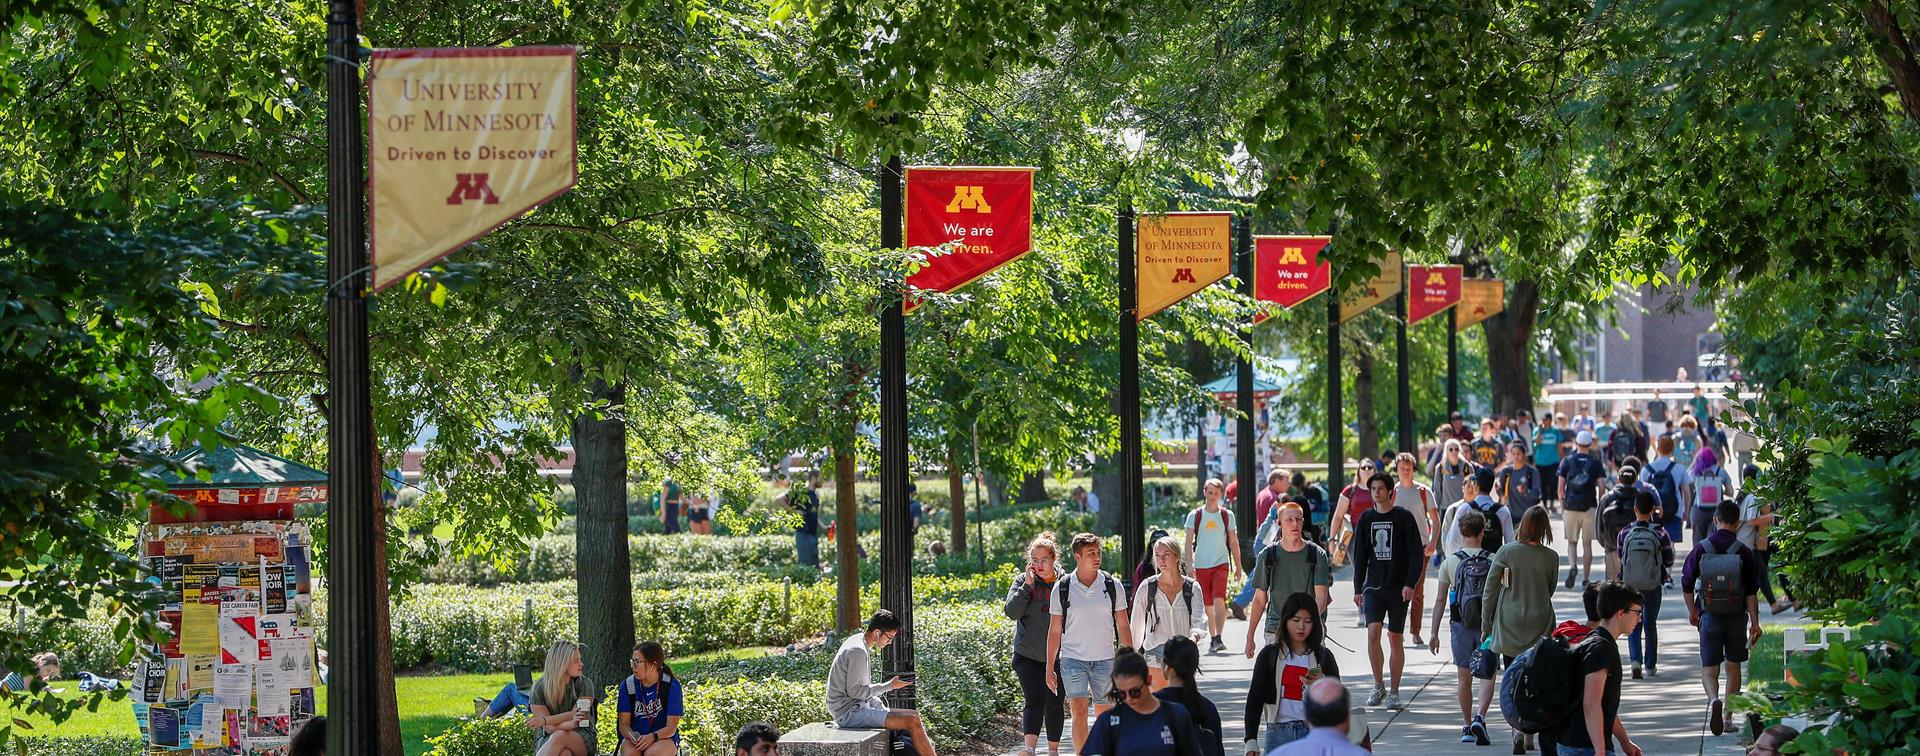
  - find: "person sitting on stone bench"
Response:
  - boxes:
[827,610,937,756]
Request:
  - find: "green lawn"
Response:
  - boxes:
[19,647,771,755]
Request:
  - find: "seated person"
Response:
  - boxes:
[528,641,598,756]
[0,652,59,693]
[828,610,937,756]
[617,642,682,756]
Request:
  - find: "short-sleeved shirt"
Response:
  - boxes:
[1556,628,1622,751]
[1469,439,1503,468]
[1557,453,1606,511]
[1186,507,1234,569]
[1051,571,1128,661]
[1254,541,1334,632]
[1392,484,1435,545]
[1083,699,1200,756]
[791,489,821,534]
[529,675,599,748]
[1736,494,1765,548]
[617,675,684,738]
[1438,548,1492,615]
[1647,400,1668,422]
[1533,428,1564,465]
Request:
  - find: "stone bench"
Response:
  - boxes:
[778,722,890,756]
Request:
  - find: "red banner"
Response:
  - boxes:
[904,166,1036,311]
[1255,236,1333,311]
[1407,264,1463,325]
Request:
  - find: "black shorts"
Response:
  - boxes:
[1362,590,1409,633]
[687,507,711,523]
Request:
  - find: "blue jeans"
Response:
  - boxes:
[484,682,527,717]
[1264,720,1310,751]
[1627,589,1662,669]
[1233,574,1257,607]
[1558,748,1610,756]
[796,531,820,569]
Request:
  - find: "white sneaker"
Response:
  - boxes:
[1385,692,1404,710]
[1365,688,1386,707]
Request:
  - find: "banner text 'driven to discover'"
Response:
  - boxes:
[1406,264,1462,325]
[368,47,578,292]
[1136,213,1233,321]
[1338,250,1403,324]
[1456,279,1506,331]
[904,167,1035,312]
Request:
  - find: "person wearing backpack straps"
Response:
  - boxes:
[1244,591,1342,753]
[1595,466,1642,581]
[1688,446,1733,546]
[1391,452,1444,648]
[1557,430,1609,589]
[1556,581,1646,756]
[1440,467,1513,559]
[1428,509,1498,746]
[1131,537,1208,691]
[1645,435,1692,548]
[1005,532,1066,756]
[1242,503,1334,658]
[1482,505,1560,754]
[1681,500,1764,737]
[1616,491,1674,680]
[1184,479,1243,653]
[1047,532,1134,754]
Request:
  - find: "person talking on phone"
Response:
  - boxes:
[828,610,937,756]
[1004,532,1066,755]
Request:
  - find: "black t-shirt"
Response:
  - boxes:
[1557,628,1622,750]
[1558,453,1606,511]
[1154,688,1224,756]
[791,489,821,534]
[1353,507,1422,594]
[1470,439,1504,468]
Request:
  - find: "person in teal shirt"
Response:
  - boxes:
[1533,418,1565,511]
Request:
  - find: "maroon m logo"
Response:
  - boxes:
[446,173,501,205]
[1171,268,1196,283]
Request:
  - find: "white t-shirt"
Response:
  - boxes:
[1273,650,1320,724]
[1129,577,1206,656]
[1084,491,1101,513]
[1439,499,1514,557]
[1736,493,1765,549]
[1392,483,1436,545]
[1051,571,1128,661]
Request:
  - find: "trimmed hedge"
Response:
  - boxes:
[16,738,142,756]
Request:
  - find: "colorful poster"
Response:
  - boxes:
[1135,212,1233,321]
[179,589,218,656]
[1457,278,1506,331]
[149,705,181,747]
[261,564,287,614]
[1338,251,1403,324]
[248,735,290,756]
[902,166,1037,312]
[1254,235,1333,310]
[367,47,581,292]
[1406,264,1462,325]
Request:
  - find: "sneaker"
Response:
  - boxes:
[1230,601,1247,621]
[1564,571,1577,589]
[1471,716,1490,746]
[1631,665,1643,680]
[1647,666,1658,677]
[1461,726,1475,744]
[1385,692,1404,710]
[1210,636,1227,653]
[1511,732,1526,754]
[1709,698,1725,735]
[1366,688,1387,707]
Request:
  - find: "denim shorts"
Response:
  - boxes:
[1699,612,1751,666]
[836,702,890,730]
[1449,622,1482,668]
[1058,656,1113,700]
[1264,720,1310,751]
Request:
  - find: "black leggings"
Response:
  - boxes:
[1013,654,1064,742]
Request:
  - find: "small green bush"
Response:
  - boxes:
[16,738,143,756]
[678,678,828,756]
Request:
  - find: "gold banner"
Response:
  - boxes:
[1456,278,1506,331]
[1338,251,1402,324]
[1136,212,1233,321]
[368,47,579,292]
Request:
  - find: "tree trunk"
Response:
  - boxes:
[1019,472,1051,504]
[946,446,967,554]
[369,451,402,754]
[1482,279,1542,417]
[571,375,633,693]
[834,446,860,632]
[1354,343,1380,459]
[1091,452,1123,534]
[1864,1,1920,123]
[985,470,1012,509]
[1190,338,1212,495]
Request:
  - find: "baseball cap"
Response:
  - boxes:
[1575,429,1594,445]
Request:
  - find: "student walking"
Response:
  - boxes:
[1644,436,1691,546]
[788,472,823,569]
[1735,465,1791,614]
[1004,532,1066,755]
[617,642,682,756]
[1557,431,1607,588]
[1532,417,1566,512]
[1429,440,1477,516]
[1427,509,1497,746]
[1245,591,1342,753]
[1470,420,1506,469]
[1481,506,1560,754]
[1682,501,1765,737]
[1047,533,1134,753]
[1230,472,1293,618]
[1646,390,1669,438]
[1617,491,1674,678]
[1595,467,1642,581]
[1688,447,1733,546]
[1495,442,1540,514]
[1132,537,1209,690]
[1440,467,1513,559]
[1557,581,1646,756]
[1326,459,1380,566]
[1184,480,1242,652]
[1157,637,1225,756]
[1391,453,1443,647]
[660,478,682,534]
[1243,503,1334,656]
[1353,472,1422,710]
[529,641,598,756]
[829,611,936,755]
[1080,648,1203,756]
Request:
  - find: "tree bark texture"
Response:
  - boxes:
[1019,473,1050,504]
[369,451,402,754]
[1481,279,1542,417]
[947,447,967,554]
[1091,452,1123,534]
[571,376,634,693]
[1864,1,1920,123]
[834,446,861,632]
[1353,343,1380,459]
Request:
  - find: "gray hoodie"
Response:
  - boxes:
[1002,573,1059,662]
[826,633,890,720]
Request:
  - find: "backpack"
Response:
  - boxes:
[1620,522,1664,591]
[1610,426,1637,465]
[1566,454,1594,490]
[1648,462,1681,522]
[1500,625,1596,734]
[1449,550,1493,631]
[1144,577,1198,633]
[1698,468,1723,505]
[1599,490,1637,544]
[1258,541,1321,598]
[1058,572,1122,646]
[1471,500,1505,554]
[1698,539,1747,614]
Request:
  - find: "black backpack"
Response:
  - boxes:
[1472,501,1505,554]
[1501,631,1594,734]
[1059,571,1121,646]
[1599,489,1637,544]
[1648,462,1681,522]
[1449,550,1493,631]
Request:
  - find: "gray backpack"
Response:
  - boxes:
[1620,523,1663,591]
[1698,539,1747,614]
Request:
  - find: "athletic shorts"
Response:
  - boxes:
[1699,612,1751,666]
[1449,622,1483,668]
[1194,564,1229,605]
[836,702,890,729]
[1361,590,1409,633]
[1057,656,1113,700]
[687,507,711,523]
[1563,509,1598,544]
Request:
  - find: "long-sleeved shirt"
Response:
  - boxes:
[1003,573,1059,663]
[1353,507,1421,594]
[1270,727,1370,755]
[1481,542,1560,657]
[1439,496,1514,556]
[826,633,889,720]
[1244,644,1340,744]
[1131,576,1208,653]
[1681,528,1764,611]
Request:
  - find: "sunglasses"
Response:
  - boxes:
[1115,683,1150,701]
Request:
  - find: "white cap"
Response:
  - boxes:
[1575,429,1594,445]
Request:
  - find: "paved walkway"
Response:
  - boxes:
[1004,511,1801,755]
